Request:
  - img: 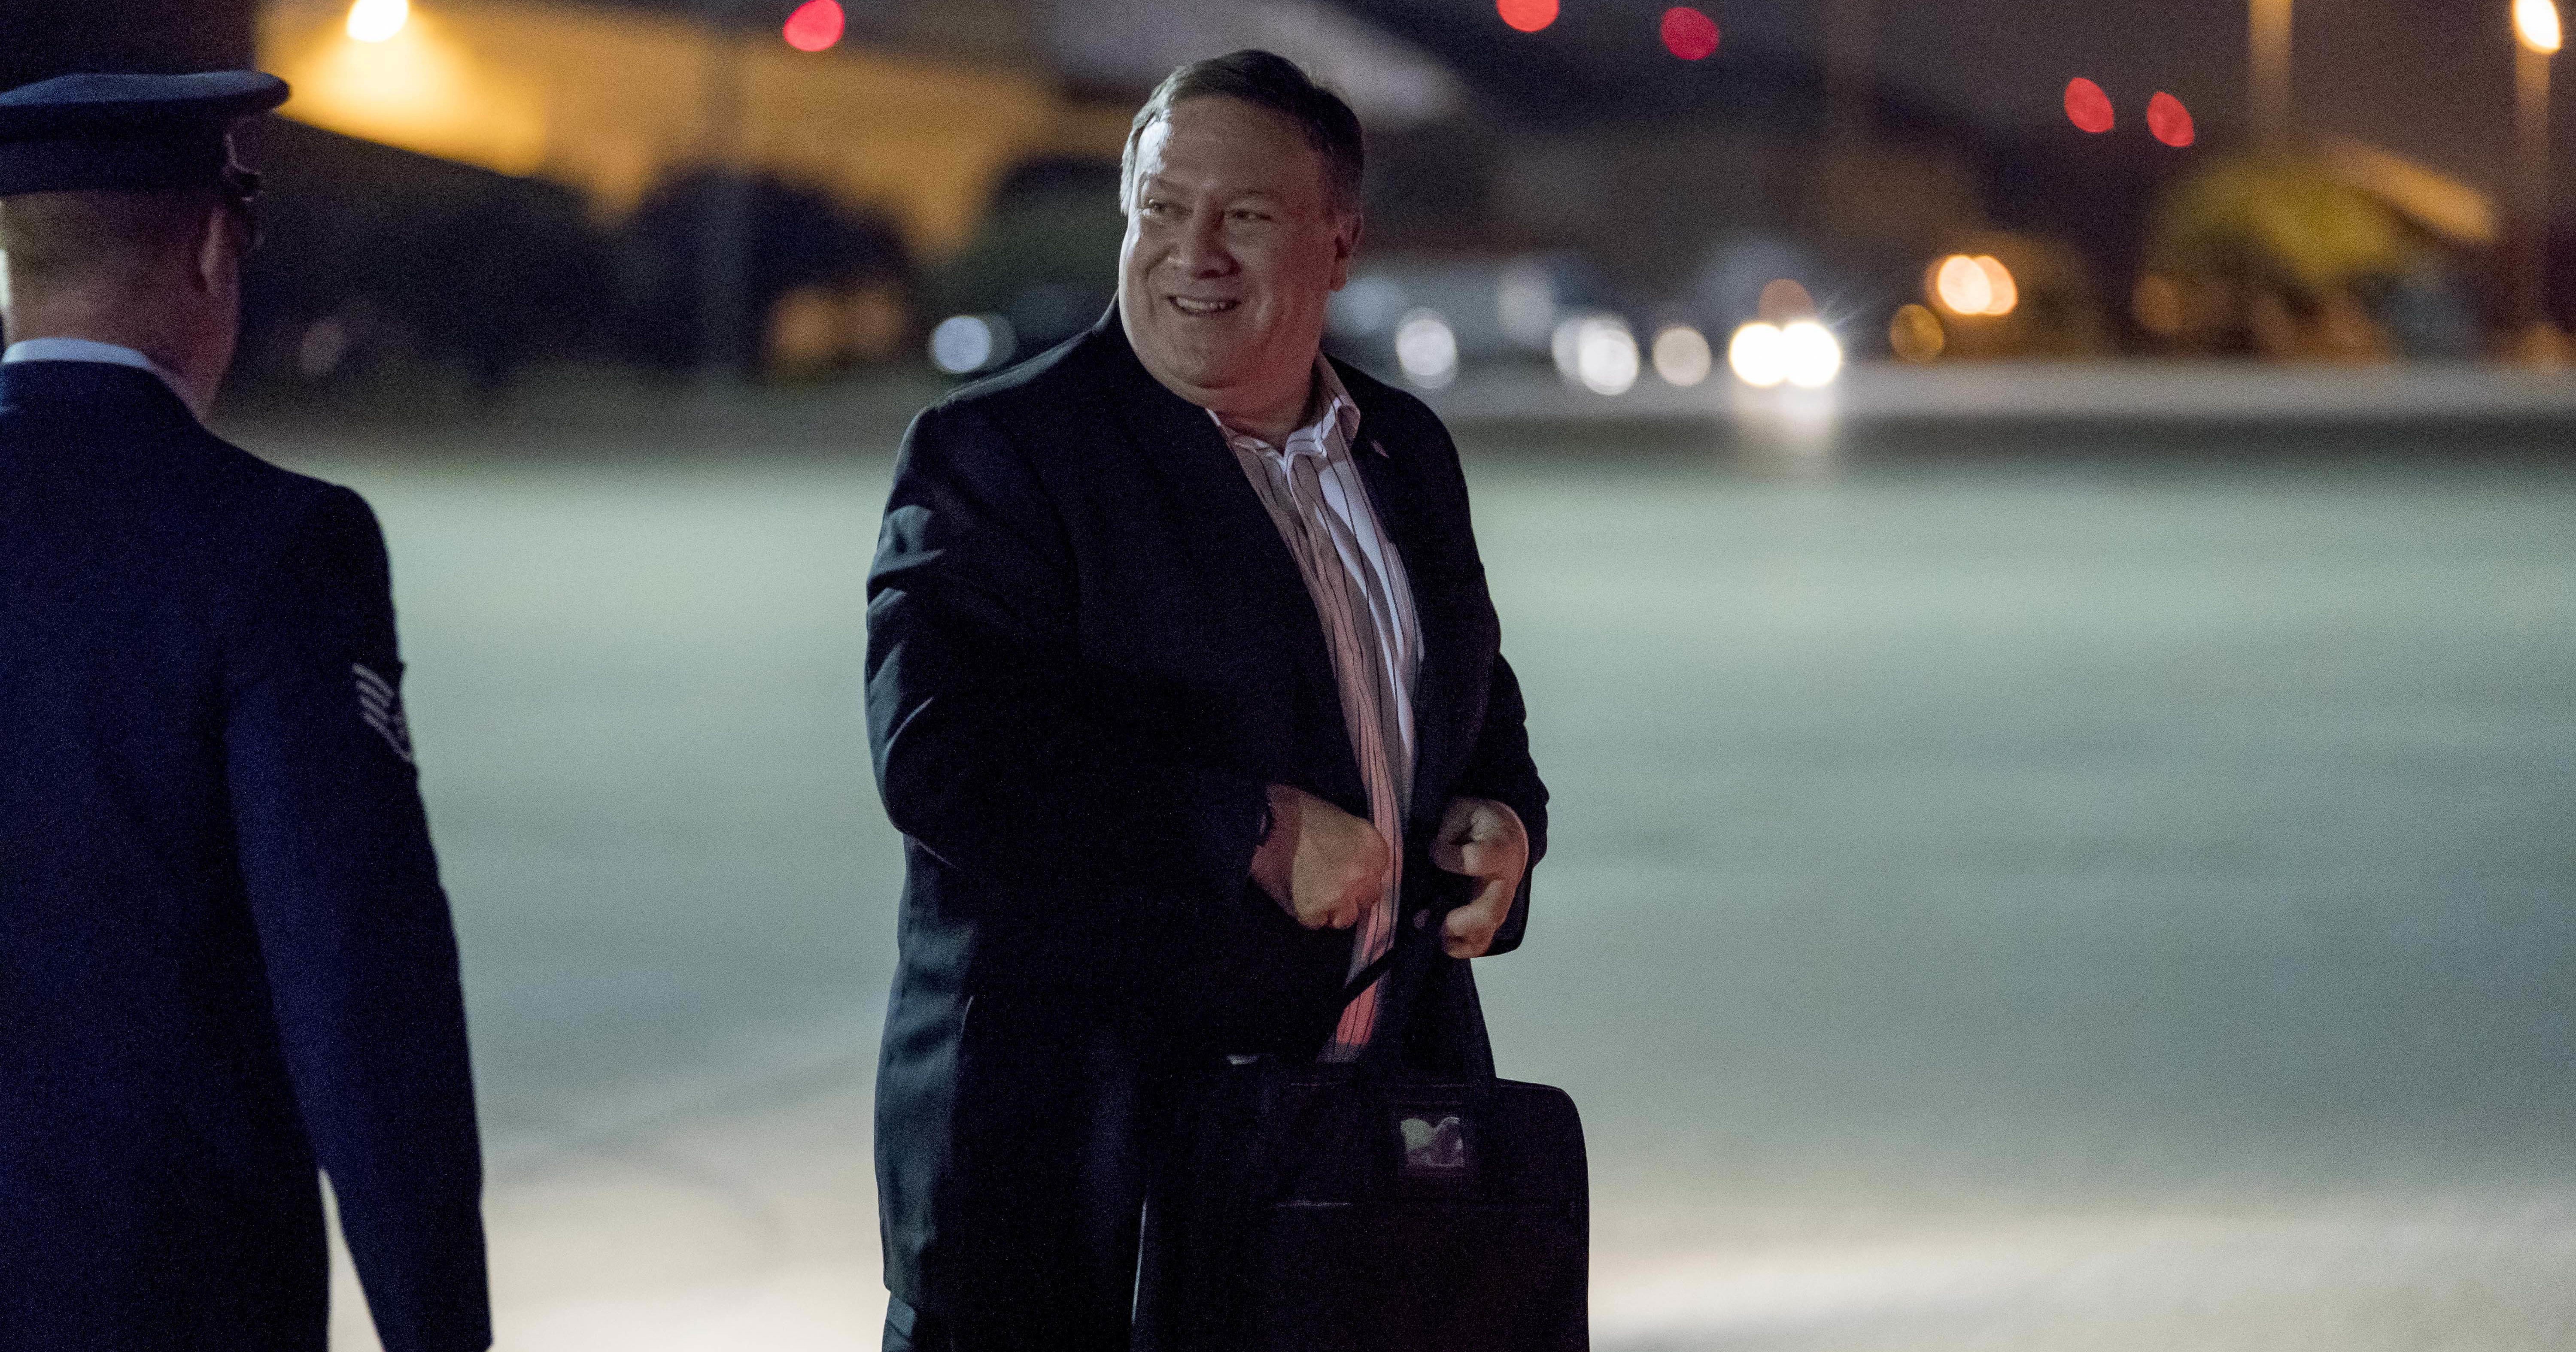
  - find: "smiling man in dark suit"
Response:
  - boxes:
[0,72,488,1351]
[866,50,1549,1351]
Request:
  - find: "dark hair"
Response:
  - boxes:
[1120,50,1364,215]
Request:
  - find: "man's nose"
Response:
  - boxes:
[1168,214,1236,277]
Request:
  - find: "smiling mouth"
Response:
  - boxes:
[1167,296,1239,316]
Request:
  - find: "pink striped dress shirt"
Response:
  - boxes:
[1212,356,1423,1061]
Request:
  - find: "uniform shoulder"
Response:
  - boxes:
[154,431,387,582]
[197,433,377,532]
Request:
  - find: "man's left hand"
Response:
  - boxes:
[1428,797,1528,959]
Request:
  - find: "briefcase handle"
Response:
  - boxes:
[1334,874,1499,1089]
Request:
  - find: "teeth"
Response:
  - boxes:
[1171,297,1237,315]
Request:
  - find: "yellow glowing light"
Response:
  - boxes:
[1728,322,1787,388]
[1889,303,1944,362]
[1933,255,1992,315]
[282,6,547,177]
[1651,324,1713,386]
[1974,255,2017,317]
[1780,320,1843,388]
[1932,253,2017,317]
[2520,0,2564,53]
[347,0,410,43]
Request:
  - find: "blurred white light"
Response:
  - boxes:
[1933,254,2017,318]
[1554,315,1637,395]
[347,0,410,43]
[929,314,1012,374]
[1550,317,1585,380]
[1497,260,1557,348]
[1934,255,1993,316]
[1651,324,1712,386]
[1393,308,1458,388]
[2520,0,2564,53]
[1728,322,1787,388]
[1974,256,2018,317]
[298,317,352,380]
[1781,320,1843,388]
[1329,276,1408,337]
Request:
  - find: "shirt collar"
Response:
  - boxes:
[3,338,193,411]
[1212,354,1369,459]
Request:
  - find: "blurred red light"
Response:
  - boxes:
[2063,77,2115,133]
[1661,6,1719,60]
[783,0,843,52]
[2147,91,2195,147]
[1498,0,1558,33]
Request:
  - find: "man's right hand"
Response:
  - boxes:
[1249,784,1388,931]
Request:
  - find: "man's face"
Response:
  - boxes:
[1118,96,1358,418]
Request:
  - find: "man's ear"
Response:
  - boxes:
[1327,208,1364,291]
[191,198,235,297]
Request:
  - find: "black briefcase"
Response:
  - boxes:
[1135,918,1589,1351]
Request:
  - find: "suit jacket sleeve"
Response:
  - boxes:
[224,487,491,1352]
[866,400,1270,899]
[1457,649,1547,956]
[1430,397,1548,956]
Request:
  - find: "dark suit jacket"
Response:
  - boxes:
[0,361,490,1352]
[865,315,1548,1317]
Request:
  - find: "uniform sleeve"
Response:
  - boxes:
[224,487,491,1352]
[865,401,1270,900]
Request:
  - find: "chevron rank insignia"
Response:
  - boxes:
[353,662,414,764]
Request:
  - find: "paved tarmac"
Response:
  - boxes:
[260,417,2576,1351]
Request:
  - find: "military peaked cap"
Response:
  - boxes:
[0,71,289,197]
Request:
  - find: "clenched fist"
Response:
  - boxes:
[1249,784,1389,931]
[1429,796,1528,958]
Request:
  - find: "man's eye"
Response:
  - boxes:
[1140,200,1176,217]
[1229,209,1271,224]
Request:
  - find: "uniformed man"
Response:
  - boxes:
[0,73,491,1350]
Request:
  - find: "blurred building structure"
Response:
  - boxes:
[257,0,1130,258]
[8,0,2562,382]
[1043,0,1463,129]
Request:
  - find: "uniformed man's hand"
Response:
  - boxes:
[1429,797,1528,958]
[1250,784,1389,931]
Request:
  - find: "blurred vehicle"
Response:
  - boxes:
[2133,148,2487,361]
[919,157,1123,375]
[1673,236,1854,387]
[614,169,911,379]
[240,119,613,399]
[1324,245,1868,394]
[1324,251,1617,385]
[1888,232,2111,363]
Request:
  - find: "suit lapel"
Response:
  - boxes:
[1084,316,1355,793]
[1077,316,1482,834]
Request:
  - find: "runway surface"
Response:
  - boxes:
[264,422,2576,1350]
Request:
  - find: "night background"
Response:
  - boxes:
[6,0,2573,1347]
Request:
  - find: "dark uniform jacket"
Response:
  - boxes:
[0,361,489,1352]
[865,314,1548,1343]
